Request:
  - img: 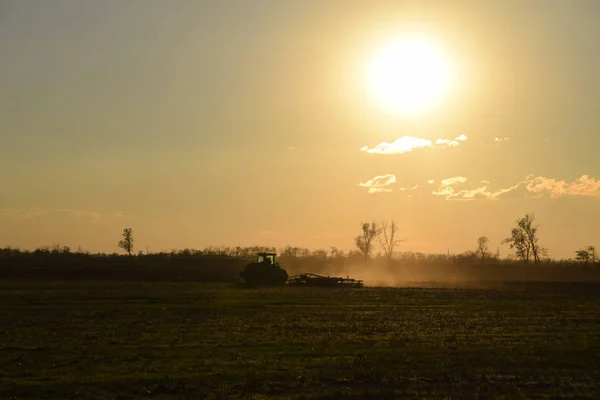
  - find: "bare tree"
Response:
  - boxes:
[502,213,546,263]
[329,246,343,259]
[575,246,598,264]
[476,236,491,265]
[519,214,545,263]
[378,220,404,262]
[503,226,529,262]
[354,221,381,260]
[588,246,598,263]
[118,228,134,256]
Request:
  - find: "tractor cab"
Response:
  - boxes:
[240,252,288,285]
[256,252,277,265]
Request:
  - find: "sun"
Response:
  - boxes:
[364,35,456,116]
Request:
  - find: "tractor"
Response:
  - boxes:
[239,252,288,285]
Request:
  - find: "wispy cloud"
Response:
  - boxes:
[356,173,600,200]
[495,137,510,142]
[432,175,525,200]
[440,176,467,186]
[358,174,396,193]
[399,184,420,191]
[435,134,468,148]
[432,174,600,200]
[432,176,467,197]
[360,137,432,155]
[360,134,467,155]
[369,187,394,193]
[434,184,521,201]
[526,175,600,198]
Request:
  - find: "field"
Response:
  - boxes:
[2,279,600,399]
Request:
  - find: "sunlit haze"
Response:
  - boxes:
[1,0,600,259]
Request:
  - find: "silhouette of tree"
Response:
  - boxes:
[354,221,381,260]
[280,246,300,258]
[329,246,343,259]
[575,246,597,264]
[118,228,134,256]
[503,226,528,262]
[476,236,491,265]
[502,214,546,263]
[378,220,404,262]
[588,246,598,262]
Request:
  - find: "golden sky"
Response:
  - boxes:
[1,0,599,258]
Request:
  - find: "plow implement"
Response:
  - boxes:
[287,273,363,288]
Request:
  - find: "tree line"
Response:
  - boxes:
[353,213,597,265]
[1,213,597,265]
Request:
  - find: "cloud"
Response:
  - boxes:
[360,134,467,155]
[434,138,460,147]
[432,176,466,197]
[432,186,455,197]
[448,186,495,200]
[399,184,420,191]
[435,134,468,147]
[358,174,396,193]
[427,180,435,184]
[360,137,432,154]
[432,175,600,200]
[366,187,393,193]
[440,176,467,186]
[433,182,523,201]
[432,175,524,200]
[453,185,522,201]
[526,175,600,198]
[495,137,510,142]
[493,181,528,199]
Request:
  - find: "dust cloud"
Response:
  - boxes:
[281,256,600,288]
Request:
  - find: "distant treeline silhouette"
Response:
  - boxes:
[1,243,599,284]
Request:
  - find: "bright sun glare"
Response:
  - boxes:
[365,35,456,116]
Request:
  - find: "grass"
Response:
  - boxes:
[1,281,600,399]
